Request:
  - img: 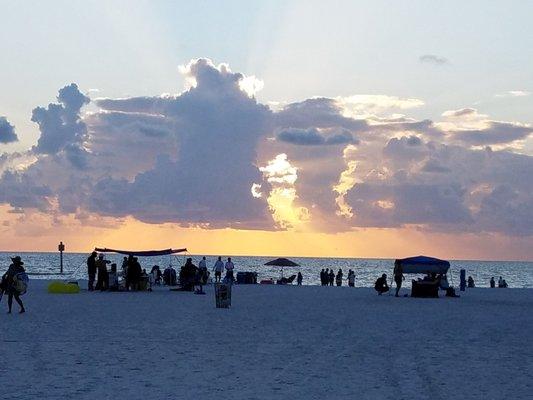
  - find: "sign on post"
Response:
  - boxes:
[215,283,232,308]
[58,241,65,274]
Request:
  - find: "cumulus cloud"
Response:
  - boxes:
[0,117,18,144]
[342,137,533,236]
[1,58,532,238]
[31,83,90,168]
[419,54,449,65]
[87,59,274,228]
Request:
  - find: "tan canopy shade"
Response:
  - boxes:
[95,248,187,257]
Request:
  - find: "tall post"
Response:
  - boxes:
[58,241,65,274]
[460,269,466,292]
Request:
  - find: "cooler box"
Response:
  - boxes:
[236,271,257,284]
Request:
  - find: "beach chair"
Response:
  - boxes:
[276,274,296,285]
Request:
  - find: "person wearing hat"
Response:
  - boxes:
[5,256,26,313]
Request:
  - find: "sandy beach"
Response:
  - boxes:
[1,280,532,400]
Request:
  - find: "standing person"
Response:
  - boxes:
[393,261,405,297]
[213,257,224,283]
[335,269,343,286]
[328,269,335,286]
[198,257,208,284]
[297,272,303,285]
[324,269,329,286]
[131,257,142,291]
[121,256,128,285]
[125,255,134,290]
[109,263,119,291]
[4,256,26,314]
[498,276,504,288]
[95,254,109,291]
[87,251,97,291]
[225,257,235,283]
[320,269,325,286]
[348,270,355,287]
[490,277,495,288]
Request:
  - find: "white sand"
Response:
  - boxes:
[1,281,532,400]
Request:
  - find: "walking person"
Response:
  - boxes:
[225,257,235,283]
[393,261,405,297]
[213,256,224,283]
[335,269,343,287]
[297,272,303,285]
[87,251,97,291]
[328,269,335,286]
[4,256,27,314]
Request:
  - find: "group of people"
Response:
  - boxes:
[490,276,508,288]
[319,268,356,287]
[86,253,238,292]
[87,252,153,292]
[0,256,27,314]
[467,276,509,288]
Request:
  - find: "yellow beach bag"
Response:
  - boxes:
[48,281,80,294]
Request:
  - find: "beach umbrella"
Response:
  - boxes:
[264,258,299,278]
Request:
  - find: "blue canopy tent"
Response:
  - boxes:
[395,256,451,298]
[395,256,450,275]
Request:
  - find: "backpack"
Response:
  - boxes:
[13,272,29,295]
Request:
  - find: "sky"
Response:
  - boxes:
[0,0,532,260]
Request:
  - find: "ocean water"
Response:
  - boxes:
[1,252,532,288]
